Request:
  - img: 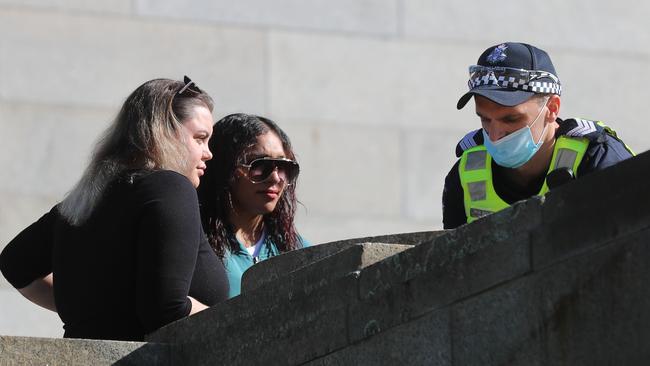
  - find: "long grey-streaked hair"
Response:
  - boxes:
[58,77,214,226]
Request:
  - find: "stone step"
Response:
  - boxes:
[0,335,170,365]
[241,230,444,293]
[241,239,424,293]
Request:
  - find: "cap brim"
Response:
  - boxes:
[456,86,535,110]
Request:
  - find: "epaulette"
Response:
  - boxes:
[556,118,610,143]
[455,129,484,157]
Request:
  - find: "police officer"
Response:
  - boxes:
[442,42,634,229]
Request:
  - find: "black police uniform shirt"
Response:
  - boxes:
[442,118,634,230]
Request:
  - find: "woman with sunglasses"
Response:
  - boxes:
[198,113,308,298]
[0,77,229,340]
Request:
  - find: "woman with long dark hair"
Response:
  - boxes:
[0,77,229,340]
[198,113,308,298]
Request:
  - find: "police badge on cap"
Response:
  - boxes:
[486,44,508,64]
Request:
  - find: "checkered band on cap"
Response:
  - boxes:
[468,71,562,95]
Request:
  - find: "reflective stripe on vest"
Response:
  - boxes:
[458,135,589,223]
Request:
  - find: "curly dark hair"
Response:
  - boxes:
[198,113,301,258]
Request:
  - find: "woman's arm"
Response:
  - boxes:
[1,208,57,310]
[18,273,57,312]
[134,171,208,332]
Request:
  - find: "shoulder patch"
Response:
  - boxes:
[557,118,606,142]
[564,118,597,136]
[557,118,634,155]
[455,129,483,157]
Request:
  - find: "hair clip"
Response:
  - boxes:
[178,75,198,95]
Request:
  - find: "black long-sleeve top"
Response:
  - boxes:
[0,170,228,341]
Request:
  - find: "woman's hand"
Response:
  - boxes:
[188,296,208,315]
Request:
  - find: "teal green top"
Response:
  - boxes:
[223,233,309,298]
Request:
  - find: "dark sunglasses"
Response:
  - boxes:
[239,157,300,184]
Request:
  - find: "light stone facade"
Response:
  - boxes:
[1,0,648,338]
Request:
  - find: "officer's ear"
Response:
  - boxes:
[546,94,561,121]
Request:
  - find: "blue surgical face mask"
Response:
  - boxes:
[482,98,549,169]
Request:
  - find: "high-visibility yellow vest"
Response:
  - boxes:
[458,135,589,223]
